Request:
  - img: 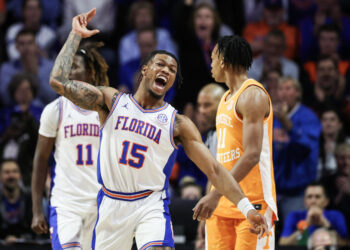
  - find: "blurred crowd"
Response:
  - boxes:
[0,0,350,248]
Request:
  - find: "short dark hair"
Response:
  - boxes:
[0,159,19,172]
[316,55,338,70]
[217,35,252,72]
[15,28,36,43]
[139,50,183,89]
[318,23,341,39]
[8,72,38,101]
[306,181,328,198]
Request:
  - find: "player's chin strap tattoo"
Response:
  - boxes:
[50,31,102,111]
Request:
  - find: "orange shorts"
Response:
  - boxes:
[205,210,275,250]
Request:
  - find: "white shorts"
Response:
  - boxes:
[92,187,174,250]
[49,205,97,250]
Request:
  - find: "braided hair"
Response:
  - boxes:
[76,42,109,87]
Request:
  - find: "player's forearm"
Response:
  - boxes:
[208,162,245,206]
[50,31,81,94]
[31,157,49,215]
[230,151,259,183]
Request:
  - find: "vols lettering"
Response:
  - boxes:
[64,123,100,138]
[115,116,162,144]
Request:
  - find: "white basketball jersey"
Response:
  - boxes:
[98,93,178,197]
[39,97,100,210]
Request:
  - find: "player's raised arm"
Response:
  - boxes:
[49,8,115,111]
[174,114,268,237]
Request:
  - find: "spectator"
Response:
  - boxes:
[273,76,321,224]
[318,107,349,180]
[0,159,33,244]
[303,23,350,83]
[173,1,223,111]
[248,29,299,82]
[179,176,203,201]
[279,182,348,246]
[119,28,157,93]
[5,0,61,29]
[0,29,56,107]
[303,56,346,116]
[321,143,350,232]
[0,111,38,186]
[243,0,298,59]
[59,0,116,44]
[299,0,350,61]
[5,0,57,60]
[0,73,42,135]
[174,83,225,192]
[118,1,177,67]
[308,228,338,250]
[262,67,282,105]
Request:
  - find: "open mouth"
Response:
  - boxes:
[154,76,167,91]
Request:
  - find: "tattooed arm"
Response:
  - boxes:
[49,8,118,112]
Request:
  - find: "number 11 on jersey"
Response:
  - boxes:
[76,144,93,166]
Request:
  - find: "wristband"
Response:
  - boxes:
[237,197,255,218]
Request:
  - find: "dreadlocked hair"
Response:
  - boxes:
[217,35,252,72]
[138,50,183,90]
[76,42,109,87]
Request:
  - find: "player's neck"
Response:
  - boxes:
[133,89,165,110]
[225,72,248,94]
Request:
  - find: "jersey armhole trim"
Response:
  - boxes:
[57,97,63,130]
[234,85,272,124]
[170,110,178,150]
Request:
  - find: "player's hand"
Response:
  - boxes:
[72,8,99,38]
[247,209,268,238]
[31,213,48,234]
[192,190,221,221]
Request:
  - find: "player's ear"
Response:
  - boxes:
[141,65,148,76]
[220,60,225,69]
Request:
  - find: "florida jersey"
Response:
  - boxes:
[97,93,178,197]
[39,97,100,211]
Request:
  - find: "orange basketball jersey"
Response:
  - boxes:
[213,79,278,221]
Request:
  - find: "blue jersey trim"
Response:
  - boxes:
[97,130,104,186]
[170,110,178,149]
[49,206,62,250]
[162,149,178,199]
[92,189,104,250]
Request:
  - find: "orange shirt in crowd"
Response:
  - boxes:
[243,21,299,60]
[304,60,350,83]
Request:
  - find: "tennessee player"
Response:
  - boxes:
[193,35,278,250]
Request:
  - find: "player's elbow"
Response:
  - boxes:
[245,151,260,167]
[49,77,64,95]
[206,162,222,183]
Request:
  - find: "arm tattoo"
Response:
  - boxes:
[111,92,118,105]
[50,32,103,111]
[63,80,101,110]
[51,32,81,85]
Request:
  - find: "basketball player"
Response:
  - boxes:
[31,42,109,249]
[192,35,278,249]
[49,9,268,249]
